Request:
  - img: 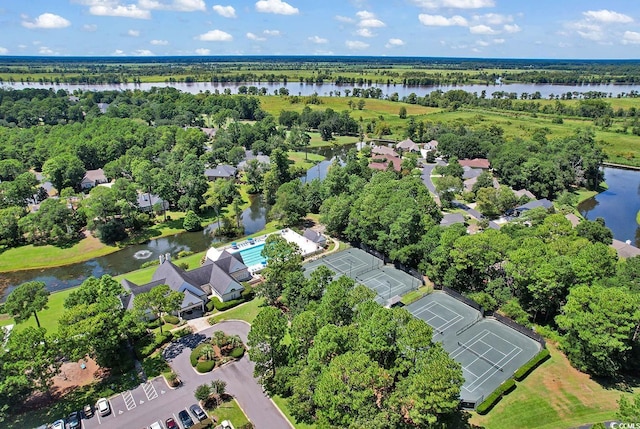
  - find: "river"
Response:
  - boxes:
[578,167,640,247]
[2,81,639,99]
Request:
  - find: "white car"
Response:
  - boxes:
[221,420,235,429]
[51,420,65,429]
[96,397,111,416]
[149,422,164,429]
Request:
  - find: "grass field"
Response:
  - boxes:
[209,399,251,427]
[470,343,635,429]
[272,395,317,429]
[0,287,75,334]
[210,298,264,325]
[0,235,118,273]
[288,150,325,170]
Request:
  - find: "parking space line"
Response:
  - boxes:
[122,391,136,410]
[143,381,158,401]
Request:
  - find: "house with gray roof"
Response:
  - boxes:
[204,165,237,181]
[137,192,169,213]
[81,168,108,190]
[371,145,399,158]
[121,250,251,318]
[303,229,327,247]
[440,213,465,227]
[396,138,420,153]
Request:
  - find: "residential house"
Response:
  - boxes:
[204,165,237,181]
[97,103,110,114]
[137,192,169,213]
[237,151,270,170]
[424,140,439,151]
[396,138,420,153]
[514,189,536,200]
[205,248,252,283]
[371,145,399,158]
[369,154,402,172]
[514,198,553,215]
[462,166,484,180]
[303,229,328,248]
[458,158,490,169]
[81,169,108,190]
[440,213,465,227]
[610,240,640,259]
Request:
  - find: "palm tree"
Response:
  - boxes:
[210,379,227,408]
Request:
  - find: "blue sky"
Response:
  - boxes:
[1,0,639,58]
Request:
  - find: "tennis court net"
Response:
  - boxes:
[457,341,504,372]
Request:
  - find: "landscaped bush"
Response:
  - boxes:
[476,378,516,415]
[210,297,245,312]
[241,284,254,300]
[141,354,170,378]
[135,331,173,359]
[172,326,192,338]
[239,423,255,429]
[206,300,216,312]
[140,260,160,269]
[229,347,245,359]
[192,419,214,429]
[196,360,216,373]
[208,317,217,325]
[163,315,180,325]
[513,349,551,381]
[145,318,164,329]
[177,250,195,258]
[190,345,205,367]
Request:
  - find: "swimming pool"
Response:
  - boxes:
[236,243,266,267]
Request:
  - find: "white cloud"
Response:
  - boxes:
[112,49,126,56]
[83,24,98,32]
[419,14,468,27]
[127,29,140,36]
[196,29,233,41]
[133,49,154,56]
[38,46,56,55]
[356,28,374,37]
[356,10,385,28]
[503,24,521,33]
[476,40,489,46]
[308,35,328,44]
[195,48,211,55]
[212,5,236,18]
[346,40,369,50]
[138,0,205,11]
[412,0,495,9]
[0,47,8,54]
[622,31,640,44]
[473,13,512,25]
[150,39,169,45]
[315,50,334,55]
[385,38,405,48]
[246,32,266,41]
[492,38,505,44]
[335,15,354,23]
[263,29,280,36]
[356,11,375,20]
[583,9,633,23]
[89,4,151,19]
[22,13,71,29]
[255,0,299,15]
[469,24,496,34]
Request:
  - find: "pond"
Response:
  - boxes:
[1,195,268,297]
[578,167,640,247]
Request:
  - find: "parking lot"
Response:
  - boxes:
[80,376,193,429]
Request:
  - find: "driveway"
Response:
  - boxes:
[82,321,292,429]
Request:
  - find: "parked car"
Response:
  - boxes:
[67,411,81,429]
[178,409,194,428]
[189,404,207,421]
[165,417,178,429]
[51,420,66,429]
[149,422,163,429]
[96,397,111,416]
[83,403,94,418]
[221,420,234,429]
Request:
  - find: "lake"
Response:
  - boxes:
[578,167,640,247]
[2,81,639,99]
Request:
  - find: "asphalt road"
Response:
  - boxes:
[80,321,292,429]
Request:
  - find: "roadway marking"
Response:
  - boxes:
[143,381,158,401]
[122,391,136,410]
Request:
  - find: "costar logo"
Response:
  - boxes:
[611,423,640,429]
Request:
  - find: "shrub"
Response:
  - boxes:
[206,300,216,312]
[178,261,189,270]
[192,419,214,429]
[196,360,216,373]
[476,378,516,415]
[177,250,195,258]
[135,331,173,359]
[210,297,245,312]
[514,349,551,381]
[241,284,254,300]
[172,327,192,338]
[208,317,217,326]
[141,260,160,269]
[145,318,164,329]
[239,424,255,429]
[164,315,180,325]
[183,210,203,232]
[229,347,245,359]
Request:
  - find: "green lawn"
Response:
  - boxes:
[272,395,317,429]
[210,298,264,325]
[0,288,75,334]
[470,344,633,429]
[287,151,325,170]
[0,235,118,272]
[400,285,433,306]
[209,399,250,427]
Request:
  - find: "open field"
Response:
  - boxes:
[210,298,264,325]
[209,399,250,427]
[0,287,75,334]
[470,343,635,429]
[287,150,325,169]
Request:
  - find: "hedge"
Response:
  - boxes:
[172,327,192,338]
[135,331,173,359]
[209,297,245,312]
[229,347,245,359]
[190,344,205,367]
[476,378,516,415]
[514,348,551,381]
[163,315,180,325]
[196,360,216,373]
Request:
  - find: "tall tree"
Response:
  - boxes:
[257,235,302,306]
[247,307,288,390]
[270,180,308,227]
[133,284,184,334]
[3,281,50,328]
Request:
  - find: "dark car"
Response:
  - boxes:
[67,411,81,429]
[189,404,207,421]
[178,410,194,428]
[165,418,178,429]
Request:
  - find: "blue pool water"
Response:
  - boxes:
[236,243,266,267]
